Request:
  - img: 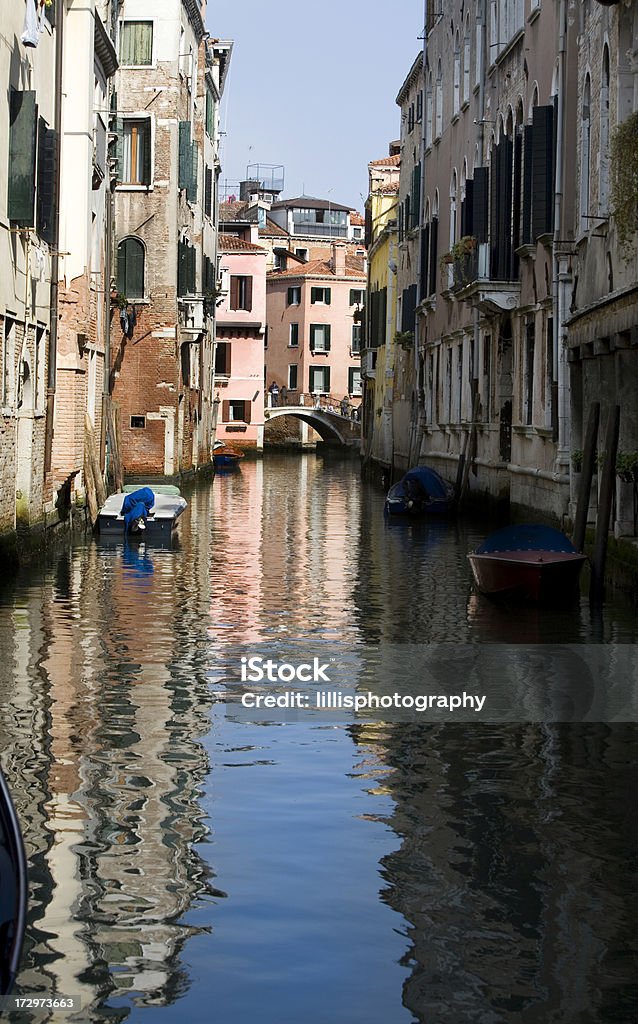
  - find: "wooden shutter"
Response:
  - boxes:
[243,401,252,424]
[187,141,198,202]
[522,125,533,244]
[421,222,430,296]
[325,367,331,392]
[412,164,421,228]
[178,240,187,296]
[325,288,331,305]
[222,400,229,422]
[473,168,488,243]
[179,121,191,189]
[428,216,438,296]
[230,276,240,309]
[532,104,554,238]
[244,277,253,312]
[287,287,294,305]
[141,119,151,185]
[126,239,144,298]
[461,179,474,237]
[8,90,37,225]
[37,120,58,243]
[324,324,331,351]
[205,166,212,217]
[511,129,522,276]
[188,244,196,294]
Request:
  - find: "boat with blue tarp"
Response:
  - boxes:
[384,466,456,517]
[97,484,187,540]
[468,524,587,602]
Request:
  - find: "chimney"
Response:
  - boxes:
[332,243,346,277]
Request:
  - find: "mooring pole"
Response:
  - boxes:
[590,405,620,604]
[573,401,599,553]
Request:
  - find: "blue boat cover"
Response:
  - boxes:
[121,487,155,532]
[400,466,451,500]
[477,524,577,554]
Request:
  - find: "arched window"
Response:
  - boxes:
[463,15,471,104]
[435,60,443,139]
[453,31,461,115]
[117,237,145,298]
[599,45,610,215]
[426,70,433,147]
[580,74,591,233]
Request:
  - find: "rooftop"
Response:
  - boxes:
[270,195,352,214]
[218,233,266,253]
[268,254,366,280]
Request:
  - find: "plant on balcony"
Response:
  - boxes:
[610,110,638,258]
[394,330,414,350]
[616,450,638,483]
[439,235,477,268]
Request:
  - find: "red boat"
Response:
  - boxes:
[468,525,587,603]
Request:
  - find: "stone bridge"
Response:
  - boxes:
[264,394,361,448]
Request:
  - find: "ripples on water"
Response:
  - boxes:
[0,454,636,1023]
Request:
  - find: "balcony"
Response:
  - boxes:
[292,223,349,238]
[449,243,520,314]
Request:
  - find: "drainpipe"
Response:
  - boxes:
[553,0,569,462]
[44,0,65,476]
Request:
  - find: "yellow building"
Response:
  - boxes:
[362,149,400,475]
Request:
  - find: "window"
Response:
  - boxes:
[349,289,364,306]
[222,399,251,423]
[230,276,253,311]
[289,323,299,347]
[8,90,37,225]
[416,90,423,122]
[309,366,330,394]
[599,46,610,216]
[205,88,215,138]
[463,17,471,103]
[2,318,15,407]
[117,237,145,298]
[215,343,231,377]
[178,238,196,296]
[35,325,45,412]
[453,31,461,115]
[435,61,443,139]
[120,118,151,185]
[351,324,361,354]
[288,364,298,390]
[287,286,301,305]
[580,76,591,234]
[119,22,153,66]
[524,321,535,425]
[348,367,362,396]
[310,286,331,304]
[310,324,331,352]
[425,72,433,148]
[130,415,146,428]
[295,247,309,261]
[352,227,363,239]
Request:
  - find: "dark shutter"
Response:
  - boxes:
[188,244,196,293]
[490,141,512,280]
[8,90,37,225]
[511,129,522,277]
[401,285,417,333]
[222,400,229,422]
[428,216,438,296]
[187,141,198,202]
[230,276,239,309]
[37,120,58,244]
[324,324,331,351]
[421,222,430,296]
[412,164,421,228]
[243,401,252,424]
[244,277,253,312]
[325,288,331,306]
[205,166,212,217]
[473,168,489,243]
[531,104,554,238]
[141,120,152,185]
[128,239,144,297]
[178,121,191,189]
[287,287,295,305]
[325,367,331,392]
[522,125,533,244]
[178,240,187,296]
[461,178,474,237]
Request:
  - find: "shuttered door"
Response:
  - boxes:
[178,122,191,190]
[511,130,522,278]
[473,168,489,243]
[428,217,438,297]
[421,222,430,296]
[8,90,37,225]
[532,105,554,238]
[461,179,474,237]
[205,166,212,217]
[522,125,533,244]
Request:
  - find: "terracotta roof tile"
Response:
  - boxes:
[350,211,365,226]
[259,217,289,238]
[369,154,401,167]
[219,200,250,222]
[268,254,366,280]
[219,233,266,253]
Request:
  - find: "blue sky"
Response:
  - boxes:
[207,1,424,213]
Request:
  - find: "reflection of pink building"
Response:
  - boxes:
[266,244,365,404]
[215,231,267,449]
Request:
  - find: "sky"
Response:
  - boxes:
[206,0,425,213]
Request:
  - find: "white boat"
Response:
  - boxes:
[97,484,187,540]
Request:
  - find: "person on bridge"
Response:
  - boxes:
[280,385,288,406]
[340,396,349,417]
[268,381,279,407]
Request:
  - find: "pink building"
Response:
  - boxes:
[266,244,365,406]
[215,229,267,450]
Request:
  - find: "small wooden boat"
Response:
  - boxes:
[468,524,587,602]
[0,769,28,996]
[213,441,244,468]
[97,485,187,540]
[384,466,455,516]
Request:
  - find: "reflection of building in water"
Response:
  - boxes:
[351,721,638,1024]
[0,488,216,1015]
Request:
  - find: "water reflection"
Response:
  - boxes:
[0,456,636,1022]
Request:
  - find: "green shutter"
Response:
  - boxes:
[141,120,152,185]
[188,243,196,293]
[127,239,144,298]
[324,324,331,351]
[325,288,331,306]
[120,22,153,65]
[177,240,186,296]
[187,141,198,202]
[179,121,191,189]
[36,119,58,244]
[325,367,331,392]
[116,242,127,295]
[8,90,37,225]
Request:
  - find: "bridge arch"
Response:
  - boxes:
[264,406,360,447]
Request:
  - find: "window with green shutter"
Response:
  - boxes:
[179,121,192,190]
[117,238,145,298]
[8,89,37,226]
[118,118,151,185]
[119,21,153,66]
[37,118,57,244]
[187,141,198,203]
[205,89,215,138]
[310,324,331,352]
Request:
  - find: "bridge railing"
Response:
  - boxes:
[267,392,361,421]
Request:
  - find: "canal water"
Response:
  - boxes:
[0,454,637,1023]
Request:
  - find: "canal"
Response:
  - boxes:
[1,454,637,1023]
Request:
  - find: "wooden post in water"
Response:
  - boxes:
[590,405,620,603]
[573,401,599,552]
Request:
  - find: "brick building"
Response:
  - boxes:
[109,0,231,477]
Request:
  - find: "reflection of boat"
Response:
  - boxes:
[213,441,244,468]
[384,466,455,516]
[468,524,587,602]
[97,484,187,540]
[0,769,28,996]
